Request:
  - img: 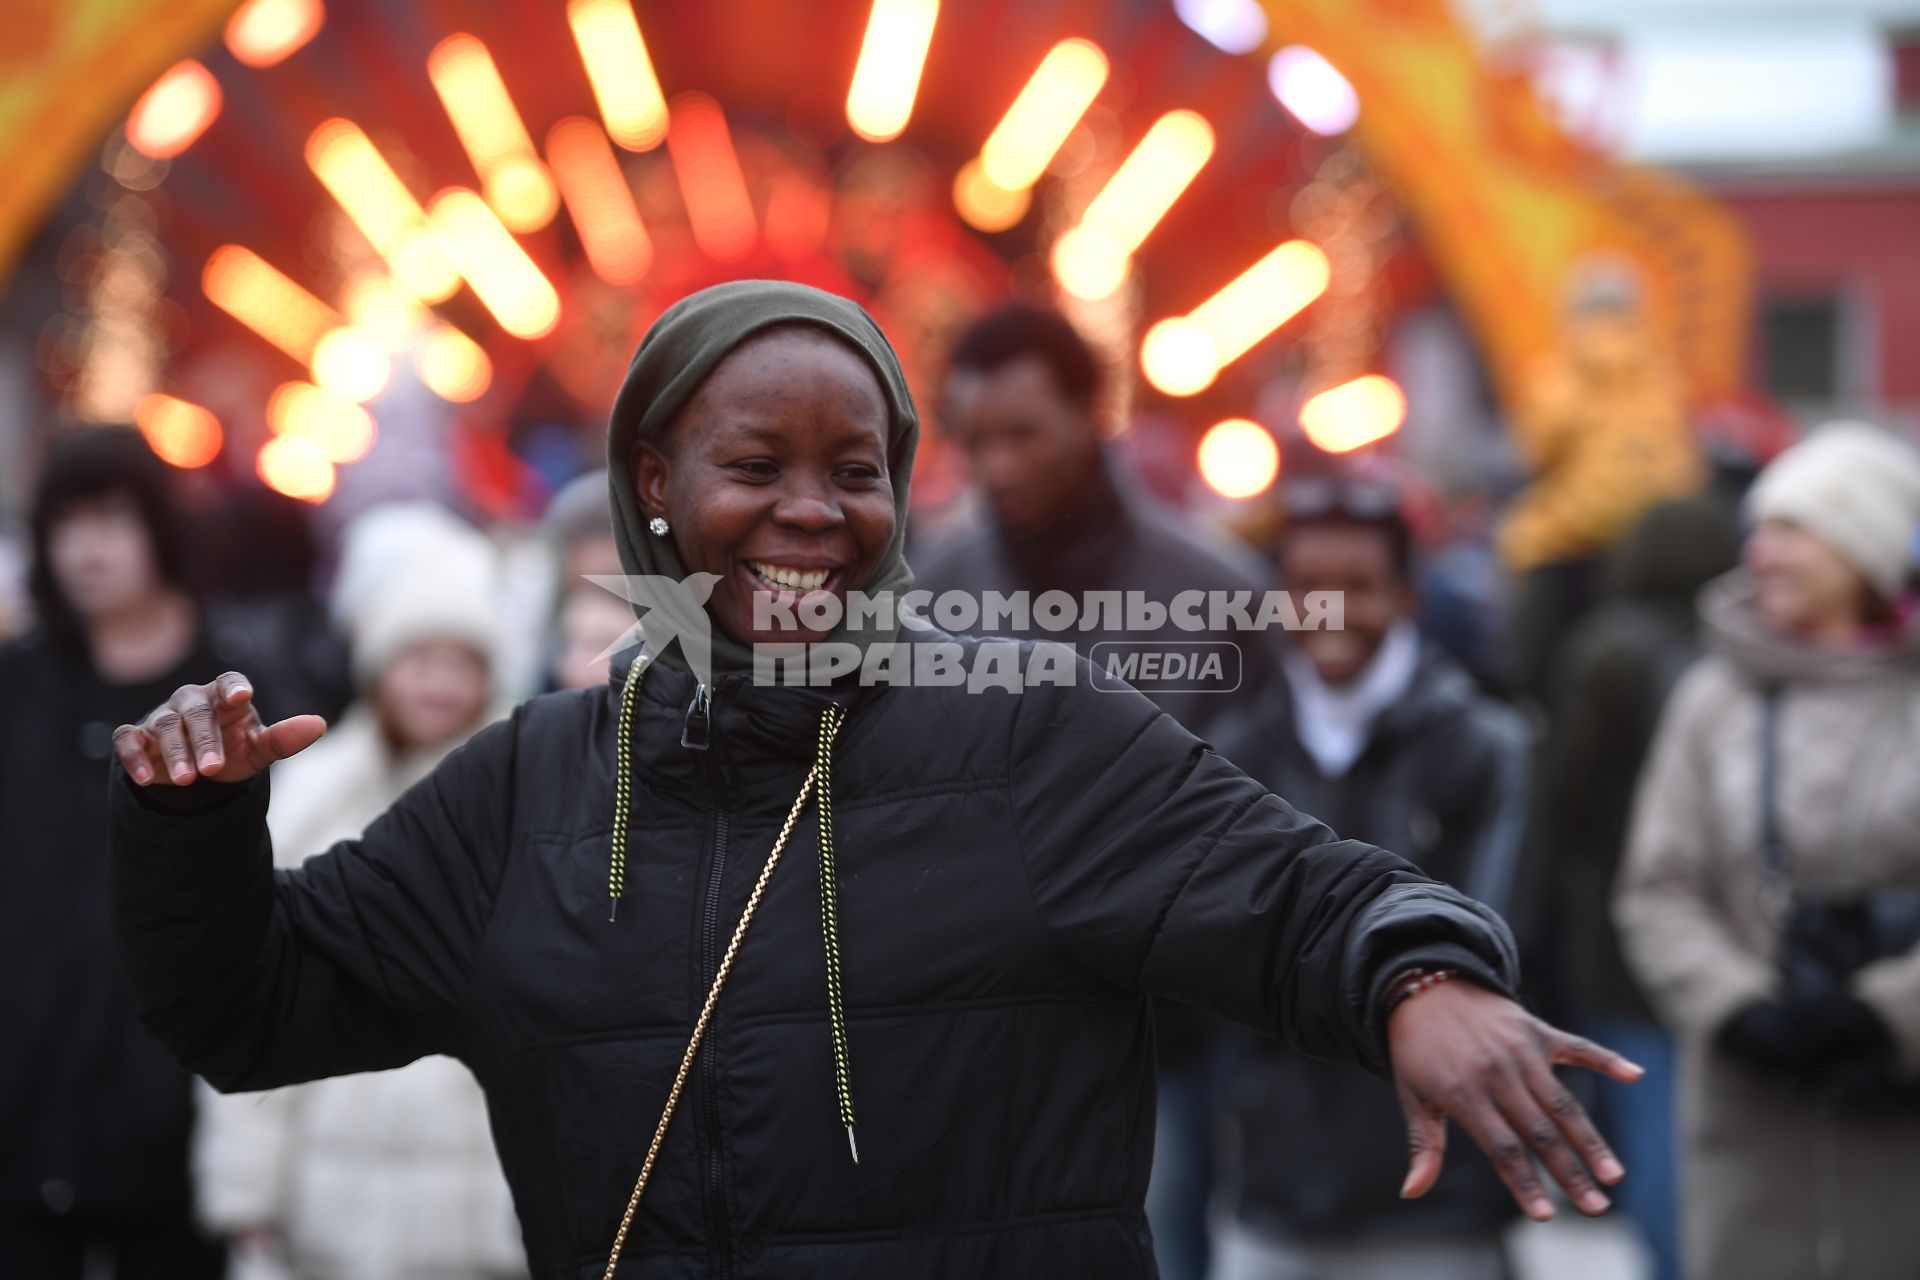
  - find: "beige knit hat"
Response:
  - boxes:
[1746,422,1920,600]
[332,504,499,685]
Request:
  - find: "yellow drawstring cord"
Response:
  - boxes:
[816,703,859,1163]
[601,702,851,1280]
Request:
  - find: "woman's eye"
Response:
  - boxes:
[836,464,882,484]
[731,459,778,479]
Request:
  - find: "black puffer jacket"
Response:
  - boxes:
[112,634,1518,1279]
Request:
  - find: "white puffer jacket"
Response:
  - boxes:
[194,708,526,1280]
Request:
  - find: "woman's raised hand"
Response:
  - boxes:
[113,671,326,787]
[1390,978,1643,1221]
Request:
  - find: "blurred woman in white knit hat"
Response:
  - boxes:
[193,508,525,1280]
[1616,423,1920,1280]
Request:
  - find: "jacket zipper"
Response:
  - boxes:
[688,684,734,1278]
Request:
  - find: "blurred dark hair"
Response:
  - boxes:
[28,426,195,643]
[1278,476,1414,580]
[947,304,1101,411]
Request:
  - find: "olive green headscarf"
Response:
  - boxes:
[605,280,919,675]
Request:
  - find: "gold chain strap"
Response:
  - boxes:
[600,709,848,1279]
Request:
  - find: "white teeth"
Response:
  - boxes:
[749,561,830,591]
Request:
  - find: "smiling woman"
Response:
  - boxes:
[633,326,897,647]
[108,280,1639,1280]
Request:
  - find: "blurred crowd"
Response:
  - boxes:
[3,296,1919,1280]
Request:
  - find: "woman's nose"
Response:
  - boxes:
[772,489,844,531]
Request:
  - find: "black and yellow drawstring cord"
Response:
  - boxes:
[606,651,649,922]
[602,698,856,1280]
[816,702,860,1163]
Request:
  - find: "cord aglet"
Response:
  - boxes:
[846,1125,860,1165]
[608,898,618,923]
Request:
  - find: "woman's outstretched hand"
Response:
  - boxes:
[1390,978,1642,1221]
[113,671,326,787]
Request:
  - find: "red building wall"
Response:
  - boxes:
[1709,178,1920,404]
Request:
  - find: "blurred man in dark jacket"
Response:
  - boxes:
[1215,478,1532,1280]
[916,304,1278,1280]
[1541,494,1739,1280]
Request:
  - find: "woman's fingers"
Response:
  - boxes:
[252,714,327,767]
[1453,1096,1555,1221]
[1397,1084,1447,1200]
[112,723,160,786]
[1525,1054,1625,1188]
[1550,1028,1645,1085]
[174,684,224,773]
[213,671,256,722]
[1494,1074,1611,1216]
[147,703,197,784]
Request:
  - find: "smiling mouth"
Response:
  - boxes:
[745,560,840,596]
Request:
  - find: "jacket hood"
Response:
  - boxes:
[1699,569,1920,687]
[605,280,920,676]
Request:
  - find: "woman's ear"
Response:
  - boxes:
[633,442,671,523]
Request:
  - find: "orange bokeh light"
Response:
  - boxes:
[134,394,223,469]
[257,435,336,503]
[1197,419,1281,499]
[547,117,652,286]
[126,61,222,159]
[427,34,559,232]
[953,158,1031,234]
[979,38,1108,191]
[846,0,940,142]
[1140,240,1330,396]
[666,93,757,262]
[416,325,493,403]
[224,0,325,68]
[268,382,377,464]
[1053,109,1214,300]
[202,245,339,364]
[426,188,561,339]
[1299,375,1408,453]
[309,328,391,403]
[566,0,668,151]
[307,119,461,303]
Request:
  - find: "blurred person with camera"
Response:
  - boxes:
[1616,424,1920,1279]
[0,428,228,1277]
[193,510,524,1280]
[1211,477,1534,1280]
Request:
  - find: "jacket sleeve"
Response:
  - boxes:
[1007,657,1520,1075]
[110,713,518,1092]
[1613,668,1775,1038]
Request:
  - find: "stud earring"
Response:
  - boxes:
[648,516,669,537]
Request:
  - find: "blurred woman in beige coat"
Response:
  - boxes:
[1616,424,1920,1280]
[194,512,524,1280]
